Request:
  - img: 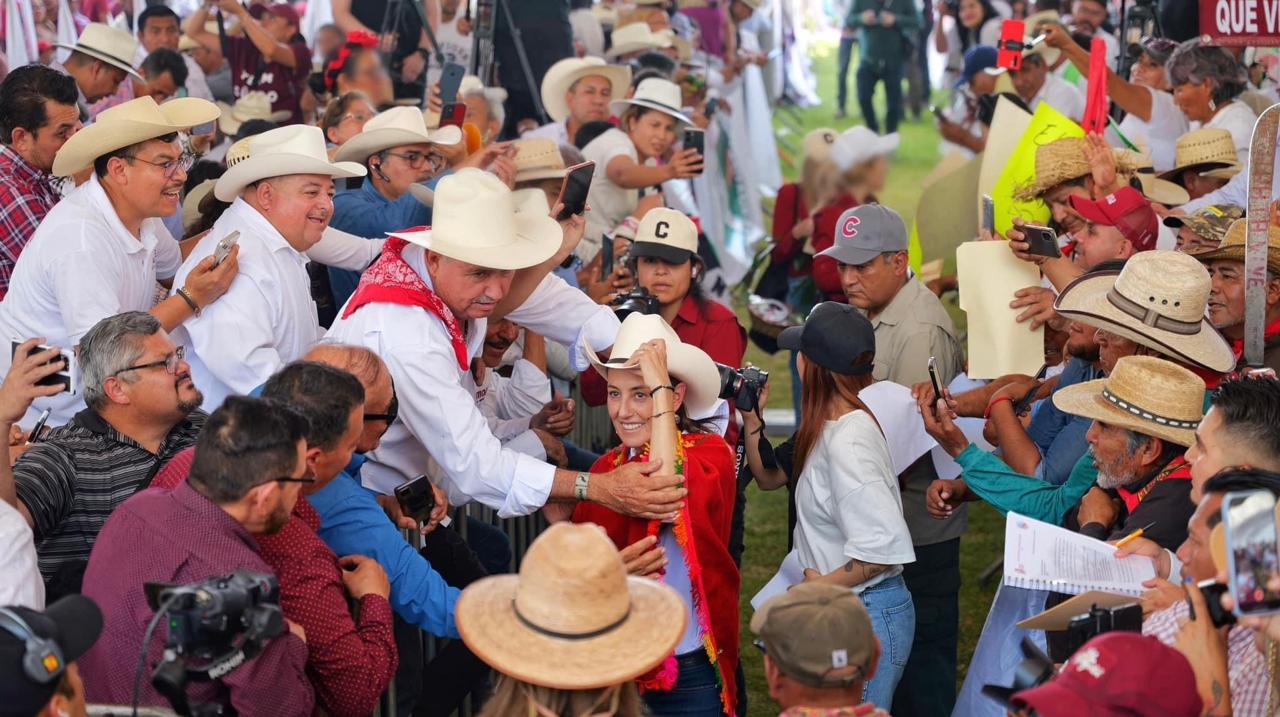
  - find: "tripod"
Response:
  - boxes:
[472,0,549,124]
[379,0,443,103]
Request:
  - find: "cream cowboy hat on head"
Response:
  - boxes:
[216,92,291,135]
[1052,250,1235,373]
[456,522,685,690]
[55,23,143,81]
[513,138,569,184]
[606,22,673,58]
[610,77,693,126]
[1052,355,1205,447]
[52,96,219,176]
[334,106,462,164]
[540,57,631,124]
[582,312,722,418]
[214,125,366,201]
[1157,128,1240,182]
[1119,150,1191,207]
[386,168,562,271]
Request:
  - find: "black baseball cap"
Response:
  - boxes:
[777,302,876,375]
[0,596,103,716]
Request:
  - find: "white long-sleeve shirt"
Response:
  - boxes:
[475,358,551,460]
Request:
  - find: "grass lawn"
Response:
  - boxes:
[734,39,1005,716]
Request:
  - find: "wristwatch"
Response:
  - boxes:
[574,472,590,501]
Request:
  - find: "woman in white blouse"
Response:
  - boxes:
[934,0,1003,89]
[776,301,916,710]
[1167,40,1256,166]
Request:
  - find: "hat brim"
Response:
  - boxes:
[1053,271,1235,373]
[334,124,463,163]
[814,243,884,266]
[42,595,104,663]
[1137,172,1190,206]
[1194,244,1280,275]
[1157,161,1238,182]
[52,97,220,176]
[515,167,571,184]
[605,39,672,59]
[583,335,722,419]
[1052,377,1197,446]
[214,155,366,201]
[630,240,694,265]
[392,211,563,271]
[456,573,686,690]
[216,102,293,135]
[407,183,434,207]
[55,41,143,81]
[1201,165,1243,181]
[542,64,632,124]
[776,325,803,352]
[831,132,899,172]
[609,97,693,126]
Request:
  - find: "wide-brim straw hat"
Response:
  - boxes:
[606,22,673,58]
[1013,137,1137,200]
[610,77,693,126]
[540,57,632,124]
[1157,128,1239,182]
[52,96,219,176]
[55,23,143,80]
[1120,151,1190,206]
[1052,355,1205,446]
[513,138,569,183]
[582,312,721,418]
[216,91,291,135]
[1195,219,1280,275]
[1053,249,1235,373]
[215,125,365,201]
[334,106,462,163]
[386,168,562,271]
[457,522,685,690]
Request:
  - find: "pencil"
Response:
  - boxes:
[1115,521,1156,548]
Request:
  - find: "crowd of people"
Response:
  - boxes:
[0,0,1279,717]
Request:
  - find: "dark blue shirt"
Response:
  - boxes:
[328,178,435,309]
[1026,358,1102,486]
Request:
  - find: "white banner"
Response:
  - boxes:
[4,0,38,68]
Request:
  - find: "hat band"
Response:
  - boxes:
[1105,288,1201,336]
[512,600,631,640]
[1100,387,1199,429]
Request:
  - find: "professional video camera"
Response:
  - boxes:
[717,364,769,414]
[981,636,1055,710]
[609,287,659,320]
[1062,602,1142,655]
[140,571,285,716]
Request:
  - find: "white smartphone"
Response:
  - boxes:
[212,230,240,267]
[1223,489,1280,617]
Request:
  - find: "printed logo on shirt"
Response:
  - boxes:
[841,215,860,239]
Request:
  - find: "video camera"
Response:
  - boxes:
[1063,602,1142,655]
[609,287,660,320]
[717,364,769,414]
[981,636,1055,710]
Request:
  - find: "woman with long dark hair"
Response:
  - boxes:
[934,0,1002,88]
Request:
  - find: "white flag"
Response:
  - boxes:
[4,0,38,68]
[301,0,334,49]
[56,0,77,63]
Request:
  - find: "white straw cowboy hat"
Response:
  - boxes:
[385,168,562,270]
[582,312,721,418]
[1053,250,1235,373]
[55,23,143,80]
[513,138,570,184]
[1195,219,1280,275]
[216,91,291,135]
[1052,355,1205,447]
[52,96,219,176]
[1157,128,1240,182]
[540,57,631,124]
[215,125,366,201]
[456,522,685,690]
[606,22,674,58]
[334,106,462,164]
[610,77,693,126]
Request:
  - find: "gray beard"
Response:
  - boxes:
[1095,469,1134,490]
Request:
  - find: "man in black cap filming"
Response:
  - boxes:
[0,595,103,717]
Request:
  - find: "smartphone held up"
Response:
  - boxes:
[1223,488,1280,617]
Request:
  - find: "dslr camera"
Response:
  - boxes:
[1063,602,1142,655]
[610,286,659,320]
[981,636,1054,709]
[717,364,769,413]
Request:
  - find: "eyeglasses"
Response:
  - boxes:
[112,346,185,377]
[383,150,431,170]
[364,386,399,424]
[340,111,374,124]
[126,151,196,179]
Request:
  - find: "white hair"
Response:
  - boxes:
[465,86,507,128]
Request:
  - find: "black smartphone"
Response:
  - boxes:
[683,127,705,155]
[555,160,595,221]
[927,356,943,417]
[599,234,615,281]
[1021,224,1062,258]
[929,104,946,121]
[704,97,719,119]
[1223,489,1280,617]
[1196,579,1238,628]
[437,62,466,127]
[394,475,437,524]
[10,341,74,394]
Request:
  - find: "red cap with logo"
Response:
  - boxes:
[1068,186,1159,253]
[1011,632,1202,717]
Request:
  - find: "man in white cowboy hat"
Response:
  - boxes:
[523,56,631,148]
[985,32,1084,122]
[0,95,239,429]
[1194,220,1280,376]
[170,124,366,410]
[326,168,682,520]
[49,23,143,121]
[328,106,462,308]
[132,4,213,103]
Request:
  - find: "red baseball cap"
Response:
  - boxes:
[1012,632,1202,717]
[1068,186,1159,253]
[250,2,301,26]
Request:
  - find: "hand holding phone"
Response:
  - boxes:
[997,19,1027,71]
[1020,224,1062,258]
[10,340,76,395]
[437,62,466,128]
[927,356,943,417]
[394,475,437,525]
[1223,489,1280,617]
[213,230,240,267]
[555,161,595,222]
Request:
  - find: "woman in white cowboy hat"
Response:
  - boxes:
[570,312,741,716]
[458,522,685,717]
[580,77,703,260]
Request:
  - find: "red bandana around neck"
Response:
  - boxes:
[343,235,469,371]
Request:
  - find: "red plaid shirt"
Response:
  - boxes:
[0,146,61,298]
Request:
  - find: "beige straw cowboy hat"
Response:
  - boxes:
[1157,128,1240,182]
[216,92,291,135]
[1119,151,1190,206]
[456,522,685,690]
[583,312,722,418]
[606,22,674,58]
[386,168,562,271]
[513,138,570,184]
[55,23,143,80]
[1053,250,1235,373]
[1195,219,1280,275]
[215,125,365,201]
[1014,137,1138,200]
[610,77,693,126]
[540,57,632,124]
[52,96,219,176]
[334,106,462,164]
[1052,355,1205,447]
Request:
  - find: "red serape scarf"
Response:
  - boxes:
[342,234,469,371]
[1117,455,1190,514]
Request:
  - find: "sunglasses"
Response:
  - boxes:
[364,384,399,424]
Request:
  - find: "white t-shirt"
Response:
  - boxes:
[569,7,605,58]
[793,410,916,592]
[425,14,475,89]
[0,500,44,609]
[1193,100,1258,167]
[1113,86,1189,173]
[582,127,640,259]
[1030,73,1085,122]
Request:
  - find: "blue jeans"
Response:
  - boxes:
[643,650,723,716]
[859,574,915,709]
[836,34,856,112]
[856,59,904,134]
